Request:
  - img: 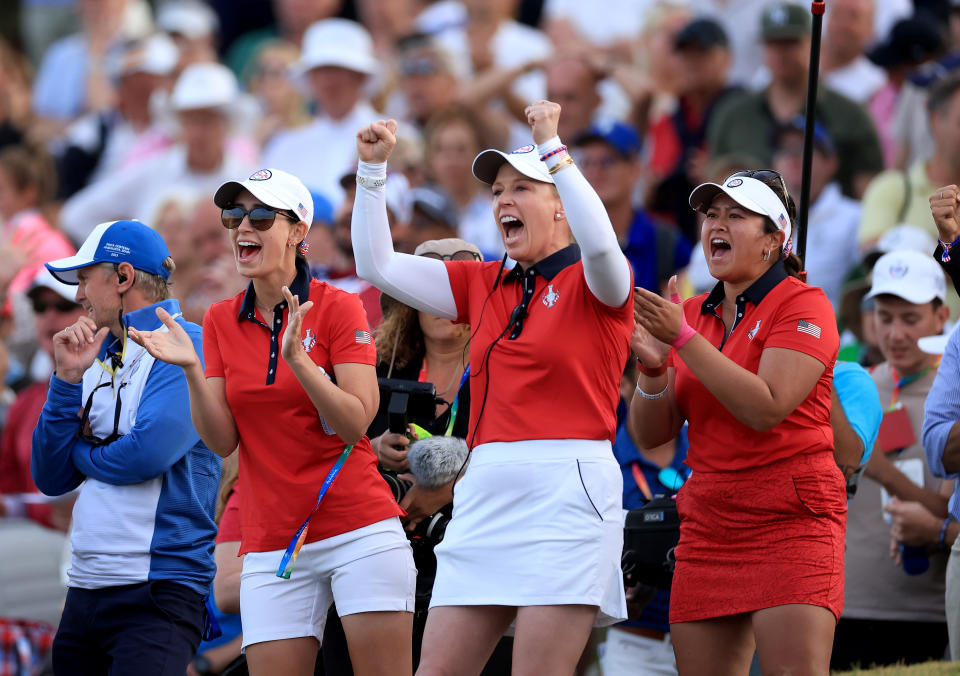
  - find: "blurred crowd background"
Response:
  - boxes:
[1,0,960,673]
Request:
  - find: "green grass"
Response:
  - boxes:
[833,661,960,675]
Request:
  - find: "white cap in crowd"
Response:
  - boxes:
[215,169,315,231]
[110,33,179,79]
[689,175,792,251]
[472,144,554,185]
[296,19,378,76]
[157,0,220,39]
[919,321,959,355]
[874,224,938,257]
[171,62,238,111]
[28,268,80,305]
[866,249,947,305]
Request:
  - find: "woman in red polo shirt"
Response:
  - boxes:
[129,168,414,676]
[351,103,634,675]
[629,170,845,675]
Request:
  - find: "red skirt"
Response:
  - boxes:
[669,450,846,624]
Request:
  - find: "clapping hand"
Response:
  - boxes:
[633,276,684,346]
[279,285,314,366]
[128,307,200,369]
[53,316,110,384]
[356,119,398,164]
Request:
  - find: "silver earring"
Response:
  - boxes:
[762,250,770,261]
[555,212,563,219]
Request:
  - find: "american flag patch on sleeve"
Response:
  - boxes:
[797,320,822,339]
[355,330,372,344]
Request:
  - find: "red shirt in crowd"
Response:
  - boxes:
[672,262,839,472]
[0,381,56,529]
[203,261,401,555]
[444,245,633,447]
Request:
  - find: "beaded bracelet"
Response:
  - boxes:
[939,234,960,263]
[540,145,568,162]
[636,382,669,400]
[548,156,574,175]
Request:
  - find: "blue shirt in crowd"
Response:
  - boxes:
[922,327,960,522]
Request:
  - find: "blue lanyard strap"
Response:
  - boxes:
[276,444,354,579]
[445,366,470,437]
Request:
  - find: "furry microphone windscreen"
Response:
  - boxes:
[407,436,469,488]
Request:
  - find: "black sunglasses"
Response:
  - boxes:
[221,206,297,231]
[32,298,79,314]
[729,169,789,201]
[420,250,482,262]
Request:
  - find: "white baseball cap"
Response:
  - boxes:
[28,267,80,304]
[919,321,959,355]
[866,249,947,305]
[171,62,237,111]
[295,19,377,76]
[472,144,553,186]
[689,175,792,251]
[157,0,219,39]
[111,33,178,78]
[214,168,314,231]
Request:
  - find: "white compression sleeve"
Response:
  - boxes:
[538,137,632,307]
[351,161,459,320]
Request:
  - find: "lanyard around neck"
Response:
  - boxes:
[888,359,939,410]
[419,358,469,437]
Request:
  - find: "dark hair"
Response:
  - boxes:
[738,170,804,280]
[928,71,960,117]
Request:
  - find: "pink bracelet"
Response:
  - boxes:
[670,291,696,349]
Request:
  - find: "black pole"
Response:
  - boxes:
[796,1,826,273]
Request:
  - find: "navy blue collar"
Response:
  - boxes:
[701,259,787,315]
[503,244,581,284]
[237,257,312,323]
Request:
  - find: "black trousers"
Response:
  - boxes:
[53,581,205,676]
[831,617,949,671]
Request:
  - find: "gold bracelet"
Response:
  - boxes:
[547,156,574,175]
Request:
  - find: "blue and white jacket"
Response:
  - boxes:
[32,299,220,595]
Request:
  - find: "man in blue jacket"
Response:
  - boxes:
[32,219,221,675]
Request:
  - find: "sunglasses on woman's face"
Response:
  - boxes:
[419,250,482,262]
[221,206,295,231]
[32,298,80,314]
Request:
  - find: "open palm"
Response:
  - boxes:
[631,321,670,368]
[128,307,200,368]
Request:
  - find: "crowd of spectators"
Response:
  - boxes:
[3,0,960,673]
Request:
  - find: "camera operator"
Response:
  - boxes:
[322,238,512,674]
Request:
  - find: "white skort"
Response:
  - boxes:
[239,517,415,648]
[430,439,627,626]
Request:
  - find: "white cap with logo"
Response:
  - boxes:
[866,249,947,305]
[214,168,314,231]
[689,175,792,252]
[472,144,553,186]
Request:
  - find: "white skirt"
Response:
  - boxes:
[430,439,627,626]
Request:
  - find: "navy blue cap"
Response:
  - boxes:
[674,18,729,50]
[46,220,172,285]
[574,120,642,158]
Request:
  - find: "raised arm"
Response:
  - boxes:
[526,101,631,307]
[351,120,459,319]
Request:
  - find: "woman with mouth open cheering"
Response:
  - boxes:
[629,170,845,676]
[350,102,634,676]
[128,167,414,676]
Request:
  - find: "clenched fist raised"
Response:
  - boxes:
[524,100,561,145]
[356,119,399,164]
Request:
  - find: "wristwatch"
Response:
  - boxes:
[191,655,215,676]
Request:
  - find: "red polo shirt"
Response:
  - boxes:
[203,260,402,555]
[445,245,633,447]
[671,261,839,472]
